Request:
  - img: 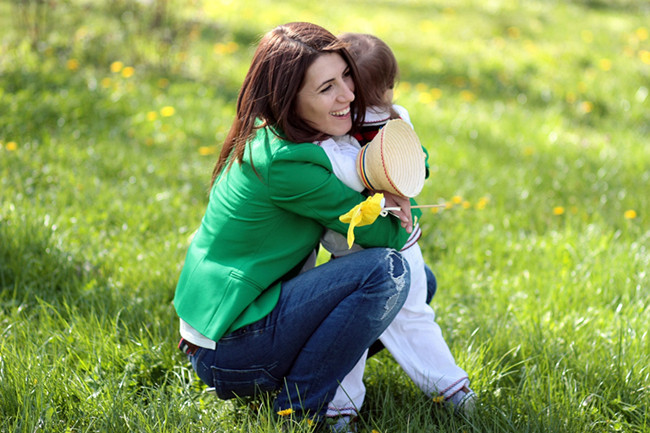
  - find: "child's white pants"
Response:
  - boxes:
[327,243,469,417]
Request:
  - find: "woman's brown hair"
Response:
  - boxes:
[212,22,366,183]
[339,32,400,119]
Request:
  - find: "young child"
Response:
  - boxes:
[319,33,476,428]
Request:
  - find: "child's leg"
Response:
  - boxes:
[367,263,437,358]
[378,244,474,406]
[327,349,368,418]
[326,256,440,418]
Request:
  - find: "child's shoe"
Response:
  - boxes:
[448,385,477,416]
[326,415,357,433]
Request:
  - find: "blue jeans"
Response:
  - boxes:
[424,264,437,303]
[190,247,410,420]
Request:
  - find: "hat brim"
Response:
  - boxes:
[356,119,426,197]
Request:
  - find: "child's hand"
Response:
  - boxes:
[381,191,413,233]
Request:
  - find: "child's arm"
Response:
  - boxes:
[317,136,366,192]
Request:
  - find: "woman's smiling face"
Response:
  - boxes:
[296,53,355,137]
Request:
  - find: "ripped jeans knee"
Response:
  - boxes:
[379,248,410,320]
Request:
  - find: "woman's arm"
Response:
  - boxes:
[267,143,411,250]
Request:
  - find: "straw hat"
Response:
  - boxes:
[356,119,426,198]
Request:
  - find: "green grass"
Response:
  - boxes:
[1,0,648,432]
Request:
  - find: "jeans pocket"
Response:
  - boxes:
[211,365,281,399]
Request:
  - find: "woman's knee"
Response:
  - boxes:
[366,248,410,318]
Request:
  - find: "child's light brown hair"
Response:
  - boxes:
[339,32,400,119]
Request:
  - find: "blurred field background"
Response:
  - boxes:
[1,0,649,432]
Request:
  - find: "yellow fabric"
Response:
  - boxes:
[339,193,384,248]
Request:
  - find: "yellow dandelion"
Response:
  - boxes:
[462,200,471,209]
[581,30,594,43]
[372,430,382,433]
[493,37,506,49]
[636,27,648,41]
[418,92,434,105]
[66,59,80,71]
[146,111,158,121]
[241,7,255,19]
[598,59,612,71]
[160,106,175,117]
[624,209,637,219]
[460,90,476,102]
[415,82,429,93]
[419,20,435,33]
[430,88,442,100]
[213,43,226,55]
[430,207,441,214]
[110,61,124,73]
[213,41,239,55]
[553,206,565,215]
[524,40,537,54]
[277,408,293,417]
[444,201,454,209]
[158,78,170,88]
[476,197,489,210]
[397,81,412,93]
[452,195,463,204]
[639,50,650,65]
[122,66,135,78]
[75,26,89,40]
[101,77,112,88]
[580,101,593,113]
[5,141,17,151]
[432,395,445,403]
[199,145,218,155]
[507,26,521,39]
[452,76,466,87]
[565,91,576,104]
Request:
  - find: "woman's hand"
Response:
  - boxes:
[381,191,413,234]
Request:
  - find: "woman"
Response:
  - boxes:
[173,22,415,424]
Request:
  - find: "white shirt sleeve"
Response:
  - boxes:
[317,136,366,256]
[318,136,366,193]
[393,104,414,129]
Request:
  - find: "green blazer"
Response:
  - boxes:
[173,126,412,342]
